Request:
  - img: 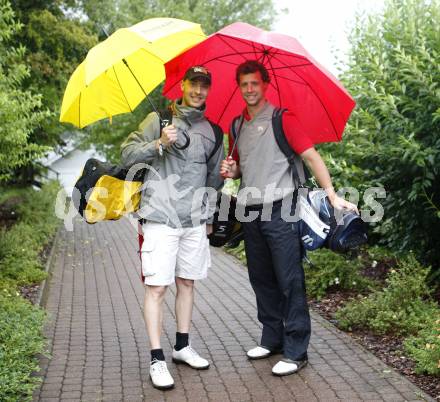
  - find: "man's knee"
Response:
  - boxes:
[176,277,194,290]
[146,285,167,300]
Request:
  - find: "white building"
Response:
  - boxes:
[39,133,104,196]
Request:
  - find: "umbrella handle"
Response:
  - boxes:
[174,131,190,150]
[160,119,190,150]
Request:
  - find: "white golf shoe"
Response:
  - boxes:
[172,345,210,369]
[246,346,273,360]
[149,359,174,390]
[272,358,308,376]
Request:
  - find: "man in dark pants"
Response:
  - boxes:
[220,60,357,376]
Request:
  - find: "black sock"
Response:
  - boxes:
[151,348,165,362]
[174,332,189,351]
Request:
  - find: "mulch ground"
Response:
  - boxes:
[310,290,440,400]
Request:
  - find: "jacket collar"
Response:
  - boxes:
[172,99,206,125]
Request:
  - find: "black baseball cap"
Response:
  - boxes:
[183,66,212,85]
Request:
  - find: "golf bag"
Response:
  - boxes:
[208,192,243,248]
[73,158,144,223]
[271,108,368,252]
[297,189,367,253]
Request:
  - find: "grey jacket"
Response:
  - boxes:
[120,101,224,228]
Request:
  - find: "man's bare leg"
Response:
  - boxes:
[144,285,167,349]
[145,284,175,389]
[172,277,209,369]
[175,277,194,332]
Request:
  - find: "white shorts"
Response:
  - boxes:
[141,222,211,286]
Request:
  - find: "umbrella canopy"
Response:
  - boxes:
[60,18,206,128]
[163,22,355,143]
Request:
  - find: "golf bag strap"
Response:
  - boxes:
[231,115,241,140]
[232,113,247,139]
[272,107,309,186]
[206,120,224,162]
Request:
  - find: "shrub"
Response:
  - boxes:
[404,316,440,376]
[365,245,397,264]
[0,181,59,400]
[304,249,374,299]
[336,254,438,335]
[15,181,60,242]
[0,181,60,285]
[0,291,46,401]
[0,224,47,284]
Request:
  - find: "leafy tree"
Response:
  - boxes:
[0,0,49,183]
[11,3,98,147]
[73,0,276,35]
[0,0,97,184]
[20,9,97,145]
[321,0,440,269]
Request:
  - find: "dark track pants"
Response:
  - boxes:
[242,199,311,361]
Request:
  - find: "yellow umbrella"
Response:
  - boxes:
[60,18,206,128]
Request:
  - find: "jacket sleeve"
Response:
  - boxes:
[205,138,225,224]
[120,112,161,168]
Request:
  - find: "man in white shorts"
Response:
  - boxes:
[121,66,224,390]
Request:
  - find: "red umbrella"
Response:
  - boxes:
[163,22,355,144]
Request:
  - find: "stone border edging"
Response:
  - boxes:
[36,225,61,307]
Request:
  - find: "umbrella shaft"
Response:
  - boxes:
[122,58,163,124]
[229,115,245,158]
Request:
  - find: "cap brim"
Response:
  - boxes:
[188,74,211,84]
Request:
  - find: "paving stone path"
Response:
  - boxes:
[33,218,434,402]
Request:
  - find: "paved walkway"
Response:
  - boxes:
[33,218,433,402]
